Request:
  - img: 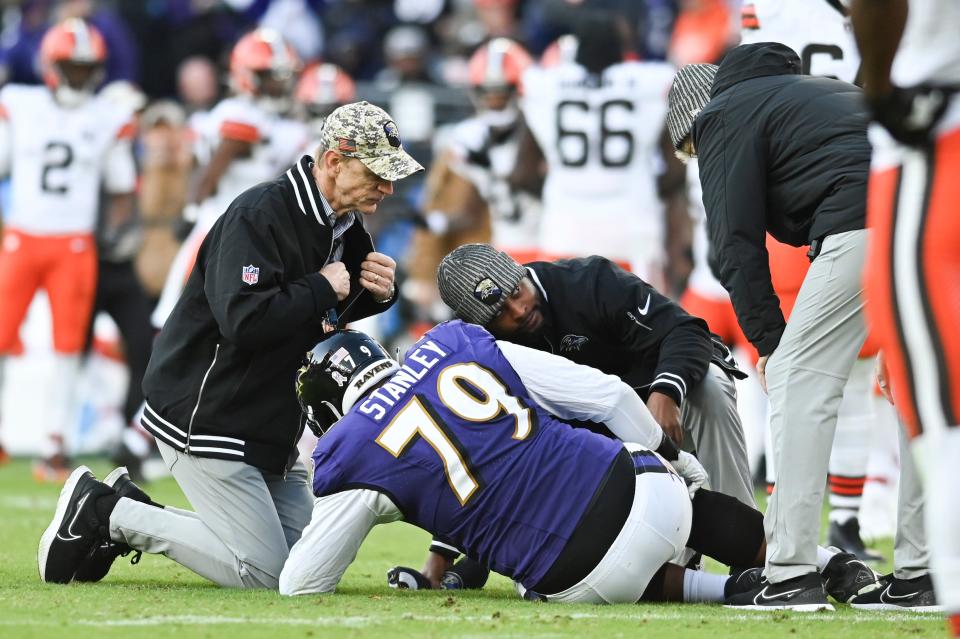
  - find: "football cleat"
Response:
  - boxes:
[110,439,147,485]
[827,518,884,563]
[724,567,764,599]
[38,466,114,583]
[387,566,433,590]
[822,547,882,603]
[724,571,834,611]
[73,467,151,583]
[850,573,943,612]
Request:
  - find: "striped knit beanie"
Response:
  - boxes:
[437,244,526,327]
[666,63,719,150]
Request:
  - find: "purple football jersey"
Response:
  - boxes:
[312,320,622,588]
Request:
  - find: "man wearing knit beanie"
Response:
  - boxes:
[437,244,753,508]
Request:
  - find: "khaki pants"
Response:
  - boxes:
[682,364,757,508]
[764,229,869,583]
[109,441,313,588]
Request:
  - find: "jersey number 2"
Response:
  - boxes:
[376,362,534,506]
[41,141,74,195]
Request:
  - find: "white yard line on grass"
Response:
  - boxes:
[0,495,58,510]
[0,611,942,628]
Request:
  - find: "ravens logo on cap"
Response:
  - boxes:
[473,278,502,305]
[383,121,402,148]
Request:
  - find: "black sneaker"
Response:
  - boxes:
[850,573,943,612]
[724,572,834,611]
[111,441,147,485]
[38,466,114,583]
[725,567,764,599]
[822,547,881,603]
[73,467,151,583]
[827,518,884,563]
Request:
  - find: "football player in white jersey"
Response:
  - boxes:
[405,38,540,325]
[517,12,685,291]
[151,29,310,329]
[0,19,136,481]
[854,0,960,619]
[740,0,860,81]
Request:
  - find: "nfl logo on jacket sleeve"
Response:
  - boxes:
[241,265,260,285]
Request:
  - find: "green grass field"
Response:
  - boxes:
[0,457,948,639]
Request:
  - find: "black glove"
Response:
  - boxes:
[386,566,433,590]
[173,217,196,242]
[868,84,951,147]
[98,220,142,262]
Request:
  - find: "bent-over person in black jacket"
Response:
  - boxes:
[666,43,872,609]
[37,101,423,589]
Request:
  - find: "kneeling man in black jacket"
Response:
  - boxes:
[38,101,423,588]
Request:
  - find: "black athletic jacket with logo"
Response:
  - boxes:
[141,156,395,474]
[693,42,870,356]
[517,256,742,408]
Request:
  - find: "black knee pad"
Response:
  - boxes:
[686,488,764,568]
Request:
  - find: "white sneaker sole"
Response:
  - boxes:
[852,603,945,613]
[724,603,835,612]
[102,467,128,489]
[37,465,93,583]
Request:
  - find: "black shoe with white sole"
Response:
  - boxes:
[724,571,834,611]
[725,567,764,599]
[850,573,943,612]
[822,548,882,603]
[73,467,151,583]
[38,466,115,584]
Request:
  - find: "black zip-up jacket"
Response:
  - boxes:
[141,156,396,474]
[517,257,743,408]
[692,42,870,356]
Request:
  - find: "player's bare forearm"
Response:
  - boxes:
[508,121,545,196]
[193,138,251,204]
[850,0,907,98]
[664,192,692,296]
[422,551,453,589]
[106,192,135,227]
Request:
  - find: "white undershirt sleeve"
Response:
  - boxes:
[279,489,403,595]
[103,138,137,194]
[496,340,665,450]
[0,118,12,177]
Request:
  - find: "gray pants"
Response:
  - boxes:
[764,230,868,583]
[682,363,757,509]
[109,441,313,588]
[895,423,930,579]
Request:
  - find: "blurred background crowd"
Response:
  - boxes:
[10,0,897,546]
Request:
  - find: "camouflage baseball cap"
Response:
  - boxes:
[319,100,424,181]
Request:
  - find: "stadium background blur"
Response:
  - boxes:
[3,2,899,553]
